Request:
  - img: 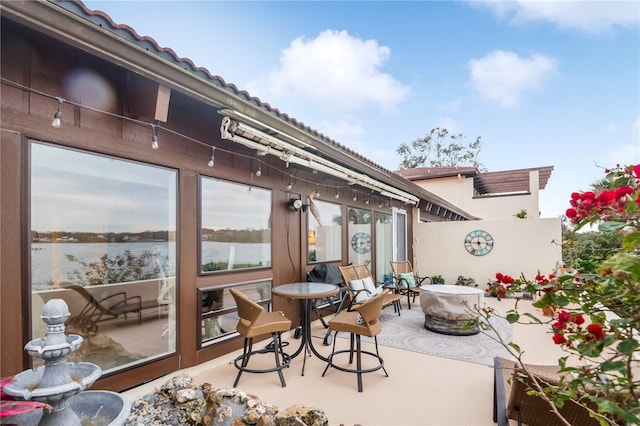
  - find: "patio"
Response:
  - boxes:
[122,296,564,425]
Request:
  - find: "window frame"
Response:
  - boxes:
[198,175,273,275]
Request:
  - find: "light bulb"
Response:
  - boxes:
[287,181,292,191]
[151,135,159,150]
[353,195,357,201]
[256,166,262,177]
[51,110,62,128]
[51,97,63,128]
[207,146,215,167]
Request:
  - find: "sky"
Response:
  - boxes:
[83,0,640,219]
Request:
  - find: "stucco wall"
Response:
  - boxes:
[413,171,541,220]
[412,217,562,290]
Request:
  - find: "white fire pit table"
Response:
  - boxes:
[419,285,484,336]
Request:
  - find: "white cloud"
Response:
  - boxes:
[467,50,557,108]
[246,30,411,114]
[437,97,462,113]
[320,119,365,141]
[477,0,639,33]
[604,144,640,165]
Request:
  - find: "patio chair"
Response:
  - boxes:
[322,292,388,392]
[389,260,431,309]
[230,288,292,388]
[306,263,350,345]
[338,264,402,315]
[61,282,151,334]
[493,357,603,426]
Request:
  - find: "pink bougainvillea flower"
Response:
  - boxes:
[553,333,567,345]
[587,323,605,340]
[558,310,572,323]
[572,315,585,325]
[633,164,640,179]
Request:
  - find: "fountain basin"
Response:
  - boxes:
[25,334,83,359]
[1,390,131,426]
[4,362,102,403]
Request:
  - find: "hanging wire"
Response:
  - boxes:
[1,76,396,208]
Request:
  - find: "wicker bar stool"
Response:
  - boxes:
[230,288,292,387]
[322,292,388,392]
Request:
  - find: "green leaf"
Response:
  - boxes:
[506,312,519,323]
[522,312,543,324]
[508,342,521,353]
[551,294,570,306]
[598,221,626,232]
[617,338,639,355]
[600,360,626,372]
[622,232,640,251]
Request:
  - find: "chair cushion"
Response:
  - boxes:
[399,272,416,288]
[349,279,368,303]
[362,276,377,295]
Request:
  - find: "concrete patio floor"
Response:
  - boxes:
[123,296,565,425]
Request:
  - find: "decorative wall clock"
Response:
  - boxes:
[464,230,494,256]
[351,232,372,254]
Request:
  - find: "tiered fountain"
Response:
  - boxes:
[2,299,130,425]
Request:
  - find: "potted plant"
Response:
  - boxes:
[431,274,445,284]
[455,275,476,286]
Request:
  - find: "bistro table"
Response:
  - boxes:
[272,282,339,376]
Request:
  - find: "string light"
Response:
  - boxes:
[365,197,370,205]
[207,146,215,167]
[150,124,159,150]
[0,77,408,210]
[51,97,63,128]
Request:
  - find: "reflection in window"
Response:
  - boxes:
[30,141,177,374]
[200,178,272,272]
[308,199,342,263]
[375,212,393,282]
[348,207,372,268]
[199,281,272,347]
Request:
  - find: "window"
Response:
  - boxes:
[375,212,393,282]
[199,280,272,347]
[347,207,372,268]
[30,141,177,374]
[308,199,342,263]
[200,177,272,272]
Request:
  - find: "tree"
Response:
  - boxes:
[396,127,485,170]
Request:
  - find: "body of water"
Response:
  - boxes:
[31,241,270,291]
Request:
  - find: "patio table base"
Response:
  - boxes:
[423,313,479,336]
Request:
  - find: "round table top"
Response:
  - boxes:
[272,282,339,299]
[419,284,483,295]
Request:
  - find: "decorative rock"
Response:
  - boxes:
[274,405,329,426]
[174,387,197,404]
[125,376,332,426]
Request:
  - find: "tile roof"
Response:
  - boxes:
[62,0,392,174]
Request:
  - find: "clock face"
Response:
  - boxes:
[464,230,494,256]
[351,232,372,254]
